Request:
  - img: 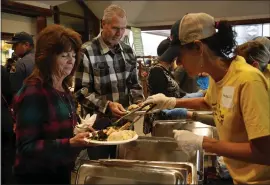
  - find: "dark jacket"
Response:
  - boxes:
[148,64,182,98]
[1,66,16,184]
[9,49,35,95]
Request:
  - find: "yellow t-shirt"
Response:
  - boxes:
[263,64,270,87]
[204,56,270,184]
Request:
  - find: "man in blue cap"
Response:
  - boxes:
[6,31,35,94]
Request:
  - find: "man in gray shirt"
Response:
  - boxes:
[7,32,35,94]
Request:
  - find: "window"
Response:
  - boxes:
[233,23,270,45]
[141,32,168,56]
[128,29,169,56]
[1,40,14,66]
[130,23,270,56]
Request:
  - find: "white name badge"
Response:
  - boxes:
[221,86,235,108]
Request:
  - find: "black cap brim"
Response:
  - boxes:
[5,40,19,44]
[159,44,180,62]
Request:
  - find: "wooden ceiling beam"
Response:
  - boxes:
[75,0,100,38]
[75,0,98,19]
[1,0,52,17]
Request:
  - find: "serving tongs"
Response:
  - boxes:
[112,103,156,127]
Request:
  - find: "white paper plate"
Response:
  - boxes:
[84,134,138,145]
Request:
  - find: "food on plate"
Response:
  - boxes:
[128,104,151,111]
[128,104,139,111]
[119,122,131,130]
[142,105,150,111]
[107,130,136,141]
[86,122,136,142]
[90,130,108,141]
[106,127,117,135]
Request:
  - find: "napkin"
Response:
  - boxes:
[74,114,97,135]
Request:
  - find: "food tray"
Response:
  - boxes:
[116,136,204,183]
[76,160,185,184]
[98,159,198,184]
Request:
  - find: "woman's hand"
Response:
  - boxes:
[143,93,176,110]
[70,132,96,147]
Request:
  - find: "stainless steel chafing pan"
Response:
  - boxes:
[152,120,219,139]
[117,136,188,161]
[116,136,204,183]
[98,159,198,185]
[76,160,186,185]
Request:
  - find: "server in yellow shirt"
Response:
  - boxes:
[144,13,270,184]
[265,64,270,84]
[162,39,270,125]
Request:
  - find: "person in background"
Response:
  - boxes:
[143,37,183,134]
[249,37,270,83]
[5,58,16,73]
[75,4,144,159]
[7,32,35,95]
[180,72,209,98]
[253,37,270,80]
[148,37,183,98]
[144,13,270,184]
[236,40,270,81]
[1,65,16,184]
[253,36,270,52]
[174,66,199,94]
[13,24,94,184]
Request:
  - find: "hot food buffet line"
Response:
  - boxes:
[74,110,234,185]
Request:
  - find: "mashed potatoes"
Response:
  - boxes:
[128,104,139,111]
[107,130,136,141]
[128,104,151,111]
[142,105,150,111]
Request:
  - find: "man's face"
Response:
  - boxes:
[102,15,127,47]
[12,42,30,57]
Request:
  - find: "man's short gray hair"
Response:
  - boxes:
[102,4,126,23]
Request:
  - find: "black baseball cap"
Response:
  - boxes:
[157,38,171,57]
[159,20,181,62]
[6,32,34,45]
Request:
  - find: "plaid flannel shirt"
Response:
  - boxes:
[13,81,78,174]
[75,34,144,113]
